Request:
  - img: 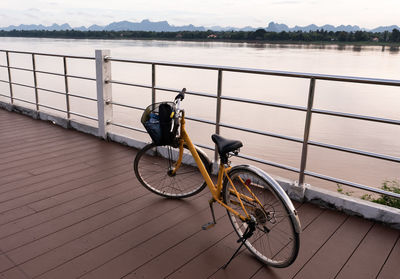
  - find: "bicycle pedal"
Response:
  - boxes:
[202,222,216,230]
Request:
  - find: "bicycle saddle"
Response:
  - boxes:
[211,134,243,157]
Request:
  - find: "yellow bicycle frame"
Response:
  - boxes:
[172,111,263,222]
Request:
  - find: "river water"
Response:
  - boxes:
[0,37,399,195]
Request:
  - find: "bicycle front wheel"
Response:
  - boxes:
[134,143,210,198]
[222,166,300,267]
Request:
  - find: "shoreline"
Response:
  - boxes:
[1,35,400,48]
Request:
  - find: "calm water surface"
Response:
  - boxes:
[0,37,399,195]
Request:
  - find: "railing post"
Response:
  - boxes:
[151,64,156,104]
[298,78,316,186]
[95,49,112,140]
[5,51,13,104]
[63,56,71,120]
[214,69,223,162]
[31,54,39,112]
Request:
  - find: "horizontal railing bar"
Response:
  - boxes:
[38,103,68,114]
[66,74,96,81]
[238,153,301,173]
[7,76,397,165]
[312,108,400,126]
[185,116,216,125]
[107,81,218,100]
[37,86,67,96]
[106,57,400,87]
[154,86,218,99]
[0,65,65,77]
[109,122,147,133]
[68,93,97,102]
[184,115,303,144]
[1,80,95,101]
[0,64,32,72]
[0,93,11,98]
[0,65,95,81]
[110,101,145,111]
[308,140,400,163]
[220,121,303,143]
[221,95,307,112]
[107,79,152,89]
[69,111,98,121]
[38,103,97,121]
[183,116,303,145]
[35,69,95,81]
[221,119,400,163]
[0,49,94,60]
[5,81,35,90]
[11,96,36,106]
[304,170,400,199]
[107,116,299,172]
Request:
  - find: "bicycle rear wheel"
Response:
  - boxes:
[134,143,210,198]
[222,166,300,267]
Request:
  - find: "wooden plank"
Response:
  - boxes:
[0,174,138,240]
[0,158,133,225]
[79,206,228,279]
[0,163,94,213]
[0,135,98,166]
[294,215,373,279]
[2,109,400,279]
[0,148,133,201]
[0,268,30,279]
[17,193,212,278]
[335,223,400,279]
[0,144,110,182]
[1,126,69,146]
[1,134,94,161]
[0,178,142,255]
[0,254,15,272]
[251,209,347,279]
[377,235,400,279]
[205,203,324,279]
[1,132,80,154]
[168,202,322,279]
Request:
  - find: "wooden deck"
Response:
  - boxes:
[1,108,399,279]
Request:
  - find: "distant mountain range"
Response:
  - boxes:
[1,20,399,33]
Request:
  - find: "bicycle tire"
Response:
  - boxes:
[134,143,210,198]
[222,166,300,267]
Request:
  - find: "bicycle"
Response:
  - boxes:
[134,88,301,268]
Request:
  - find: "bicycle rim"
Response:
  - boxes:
[134,143,208,198]
[223,167,299,267]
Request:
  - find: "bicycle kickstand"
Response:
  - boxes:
[202,199,217,230]
[222,220,256,269]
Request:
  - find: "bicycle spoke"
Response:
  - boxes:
[223,167,299,267]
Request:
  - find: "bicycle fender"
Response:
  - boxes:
[193,145,212,171]
[227,164,301,234]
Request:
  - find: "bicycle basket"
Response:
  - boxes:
[141,102,179,146]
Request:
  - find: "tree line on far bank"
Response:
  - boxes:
[1,28,400,43]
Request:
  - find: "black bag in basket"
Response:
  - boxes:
[141,102,178,146]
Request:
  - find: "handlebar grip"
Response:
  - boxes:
[175,88,186,101]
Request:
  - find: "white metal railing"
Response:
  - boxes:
[0,49,97,121]
[0,49,399,199]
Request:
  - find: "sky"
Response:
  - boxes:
[0,0,399,29]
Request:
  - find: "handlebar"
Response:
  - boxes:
[175,88,186,101]
[174,88,186,113]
